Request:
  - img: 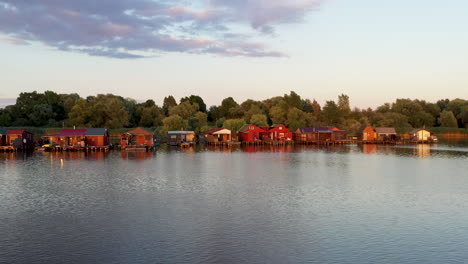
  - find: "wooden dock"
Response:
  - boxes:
[0,146,17,152]
[44,145,111,152]
[205,141,241,147]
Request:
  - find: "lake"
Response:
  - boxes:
[1,141,468,263]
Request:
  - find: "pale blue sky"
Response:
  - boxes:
[1,0,467,109]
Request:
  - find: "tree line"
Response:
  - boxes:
[0,91,467,135]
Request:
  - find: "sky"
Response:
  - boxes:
[1,0,467,109]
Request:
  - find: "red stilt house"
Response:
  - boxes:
[358,124,376,141]
[262,125,293,141]
[238,124,266,142]
[121,127,155,146]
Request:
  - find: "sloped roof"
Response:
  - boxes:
[297,127,346,133]
[297,127,315,133]
[85,128,108,136]
[0,127,7,135]
[267,124,291,133]
[204,128,231,135]
[409,128,430,134]
[238,124,265,133]
[45,129,87,137]
[7,129,32,135]
[125,127,155,136]
[168,131,195,135]
[375,127,397,135]
[357,124,374,134]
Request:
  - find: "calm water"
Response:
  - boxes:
[1,141,468,264]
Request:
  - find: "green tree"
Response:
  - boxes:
[244,105,263,123]
[169,100,199,119]
[458,105,468,128]
[139,105,164,127]
[223,119,246,132]
[283,91,301,109]
[162,96,177,116]
[285,108,307,131]
[219,97,239,119]
[0,108,13,126]
[189,112,208,134]
[438,110,458,127]
[163,114,188,131]
[181,95,207,113]
[338,94,351,117]
[269,106,286,125]
[321,101,344,126]
[250,114,268,127]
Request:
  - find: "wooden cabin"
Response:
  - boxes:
[43,129,87,147]
[295,127,317,142]
[121,127,156,146]
[262,125,293,141]
[358,124,377,141]
[295,126,346,142]
[238,124,266,142]
[85,128,109,147]
[167,131,196,146]
[375,127,397,141]
[204,128,232,143]
[0,127,7,146]
[409,128,431,141]
[5,129,34,149]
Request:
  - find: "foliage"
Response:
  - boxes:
[223,119,246,132]
[163,114,188,131]
[250,114,268,127]
[1,90,467,136]
[438,110,458,128]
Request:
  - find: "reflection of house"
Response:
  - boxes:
[121,127,156,146]
[261,125,293,141]
[238,124,266,142]
[375,127,397,141]
[358,125,376,141]
[409,128,431,141]
[295,126,346,142]
[167,131,196,146]
[85,128,109,146]
[6,129,34,149]
[204,128,231,143]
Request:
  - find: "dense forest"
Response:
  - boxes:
[0,91,467,135]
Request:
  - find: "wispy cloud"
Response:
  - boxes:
[0,0,323,58]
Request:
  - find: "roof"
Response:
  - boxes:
[45,129,87,137]
[297,127,346,133]
[125,127,155,136]
[85,128,108,136]
[168,131,195,135]
[238,124,265,133]
[375,127,397,135]
[7,129,32,135]
[357,124,374,134]
[204,128,231,135]
[409,128,430,134]
[0,127,7,135]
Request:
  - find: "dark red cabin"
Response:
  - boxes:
[262,125,293,141]
[238,124,266,142]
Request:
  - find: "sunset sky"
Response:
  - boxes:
[1,0,467,108]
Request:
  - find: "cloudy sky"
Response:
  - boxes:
[1,0,467,108]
